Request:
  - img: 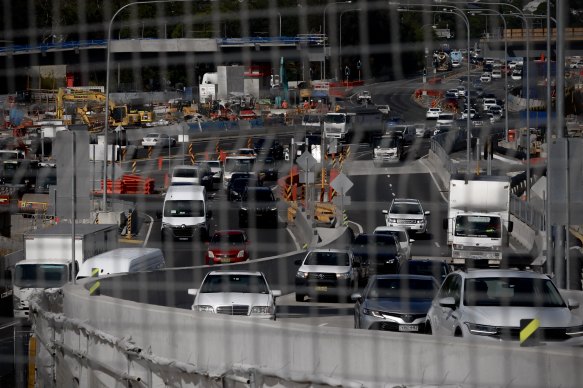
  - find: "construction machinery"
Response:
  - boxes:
[55,88,130,131]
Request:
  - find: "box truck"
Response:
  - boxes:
[13,223,118,318]
[444,175,513,266]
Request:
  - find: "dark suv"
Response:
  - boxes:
[351,233,404,281]
[238,187,279,228]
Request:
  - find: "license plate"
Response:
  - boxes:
[221,258,231,263]
[398,325,419,332]
[315,286,328,292]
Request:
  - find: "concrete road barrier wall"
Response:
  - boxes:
[32,286,583,388]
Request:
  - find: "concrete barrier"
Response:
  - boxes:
[31,285,583,388]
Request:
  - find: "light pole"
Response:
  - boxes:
[104,0,202,210]
[276,12,282,37]
[322,1,352,80]
[339,8,361,81]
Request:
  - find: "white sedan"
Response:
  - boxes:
[188,270,281,319]
[426,108,442,120]
[480,73,492,83]
[373,226,413,260]
[141,133,176,147]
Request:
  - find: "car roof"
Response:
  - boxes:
[212,230,245,236]
[370,274,438,282]
[374,226,407,232]
[392,198,421,204]
[307,248,351,254]
[455,269,549,279]
[207,270,263,276]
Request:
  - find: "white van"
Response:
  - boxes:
[160,185,211,241]
[76,248,165,279]
[171,164,213,190]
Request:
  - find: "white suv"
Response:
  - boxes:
[382,198,430,235]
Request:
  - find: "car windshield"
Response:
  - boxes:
[378,137,398,148]
[375,230,407,243]
[324,114,346,124]
[14,264,68,288]
[304,251,350,266]
[206,161,220,169]
[391,202,422,215]
[367,277,437,300]
[225,158,255,172]
[401,262,447,281]
[211,233,245,244]
[200,274,269,294]
[463,277,566,307]
[455,215,501,238]
[244,189,274,202]
[146,133,159,138]
[173,169,198,178]
[163,200,205,217]
[354,234,397,247]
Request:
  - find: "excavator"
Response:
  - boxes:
[55,88,131,131]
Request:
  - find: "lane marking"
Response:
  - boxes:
[286,226,302,251]
[318,323,328,327]
[143,213,154,248]
[0,321,19,331]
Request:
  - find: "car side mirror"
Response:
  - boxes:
[409,239,415,243]
[351,292,362,302]
[272,290,282,298]
[382,210,388,215]
[439,296,456,309]
[424,210,431,216]
[507,221,514,233]
[188,288,198,296]
[567,298,580,310]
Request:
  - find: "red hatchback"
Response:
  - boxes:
[205,230,250,265]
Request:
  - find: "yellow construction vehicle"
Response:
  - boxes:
[55,88,130,130]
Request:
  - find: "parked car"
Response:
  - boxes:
[141,133,176,147]
[205,230,250,265]
[294,248,359,302]
[188,270,281,319]
[238,186,279,228]
[373,225,413,260]
[399,259,452,284]
[426,269,583,344]
[352,274,440,333]
[426,107,442,120]
[351,233,404,280]
[382,198,430,235]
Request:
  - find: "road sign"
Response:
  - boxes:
[297,151,317,171]
[330,172,353,195]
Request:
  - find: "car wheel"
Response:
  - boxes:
[295,293,305,302]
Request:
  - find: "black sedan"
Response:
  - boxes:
[351,233,404,282]
[238,187,279,228]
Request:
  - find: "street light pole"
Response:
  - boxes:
[104,0,204,211]
[322,1,352,80]
[340,8,361,82]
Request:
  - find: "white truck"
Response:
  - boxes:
[13,223,118,318]
[445,175,513,267]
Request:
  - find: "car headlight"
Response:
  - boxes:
[270,207,278,212]
[240,207,248,212]
[453,244,464,250]
[195,305,214,313]
[237,250,245,258]
[389,218,398,223]
[566,325,583,337]
[465,323,498,336]
[363,308,384,318]
[207,251,215,258]
[251,306,273,315]
[296,271,308,279]
[336,271,351,280]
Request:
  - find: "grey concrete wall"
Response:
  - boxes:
[32,284,583,387]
